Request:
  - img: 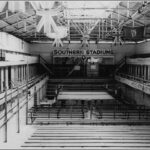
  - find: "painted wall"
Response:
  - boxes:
[119,83,150,106]
[0,32,30,53]
[135,41,150,54]
[29,42,136,64]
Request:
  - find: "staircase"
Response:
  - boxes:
[39,55,54,76]
[115,57,126,73]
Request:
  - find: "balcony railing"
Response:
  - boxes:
[116,72,150,86]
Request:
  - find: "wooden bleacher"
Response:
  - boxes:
[22,125,150,149]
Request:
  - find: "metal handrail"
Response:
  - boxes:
[116,72,150,84]
[0,74,48,129]
[0,91,35,129]
[0,73,47,104]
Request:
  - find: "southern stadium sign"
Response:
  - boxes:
[53,49,113,56]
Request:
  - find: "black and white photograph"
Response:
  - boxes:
[0,0,150,149]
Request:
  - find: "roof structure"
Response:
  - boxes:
[0,1,150,45]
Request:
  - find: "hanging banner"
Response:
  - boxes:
[53,49,113,56]
[122,26,144,41]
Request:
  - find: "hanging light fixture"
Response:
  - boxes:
[35,1,68,47]
[81,34,90,47]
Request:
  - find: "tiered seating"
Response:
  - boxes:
[22,125,150,149]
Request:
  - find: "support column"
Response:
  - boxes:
[19,66,21,83]
[40,86,43,101]
[148,66,150,80]
[1,68,4,92]
[34,87,37,107]
[4,89,7,143]
[21,65,24,83]
[22,65,24,82]
[26,63,29,125]
[17,66,20,84]
[15,66,18,84]
[39,86,41,103]
[24,65,26,81]
[37,87,40,106]
[5,67,8,90]
[17,87,20,133]
[11,66,15,84]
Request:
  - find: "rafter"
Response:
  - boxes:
[15,23,36,33]
[111,10,145,26]
[0,15,36,30]
[119,2,150,27]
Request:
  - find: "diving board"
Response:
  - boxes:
[57,91,114,100]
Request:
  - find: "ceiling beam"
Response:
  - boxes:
[0,15,36,30]
[65,7,137,11]
[119,2,135,12]
[119,2,150,27]
[66,17,118,21]
[15,24,36,33]
[2,12,20,20]
[111,10,145,26]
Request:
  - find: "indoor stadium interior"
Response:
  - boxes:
[0,1,150,149]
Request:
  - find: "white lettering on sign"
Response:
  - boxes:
[53,49,113,56]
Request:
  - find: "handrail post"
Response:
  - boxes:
[17,87,20,133]
[26,61,29,125]
[26,82,28,125]
[4,85,7,143]
[10,81,13,113]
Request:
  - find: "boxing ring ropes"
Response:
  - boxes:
[28,88,150,125]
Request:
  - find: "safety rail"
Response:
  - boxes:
[0,73,47,120]
[0,73,48,142]
[27,105,87,122]
[116,72,150,85]
[0,73,47,106]
[27,102,150,125]
[95,103,150,120]
[0,89,35,129]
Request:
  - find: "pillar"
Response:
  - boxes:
[1,68,4,92]
[5,67,8,89]
[15,66,18,84]
[11,66,15,84]
[21,65,24,83]
[148,66,150,80]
